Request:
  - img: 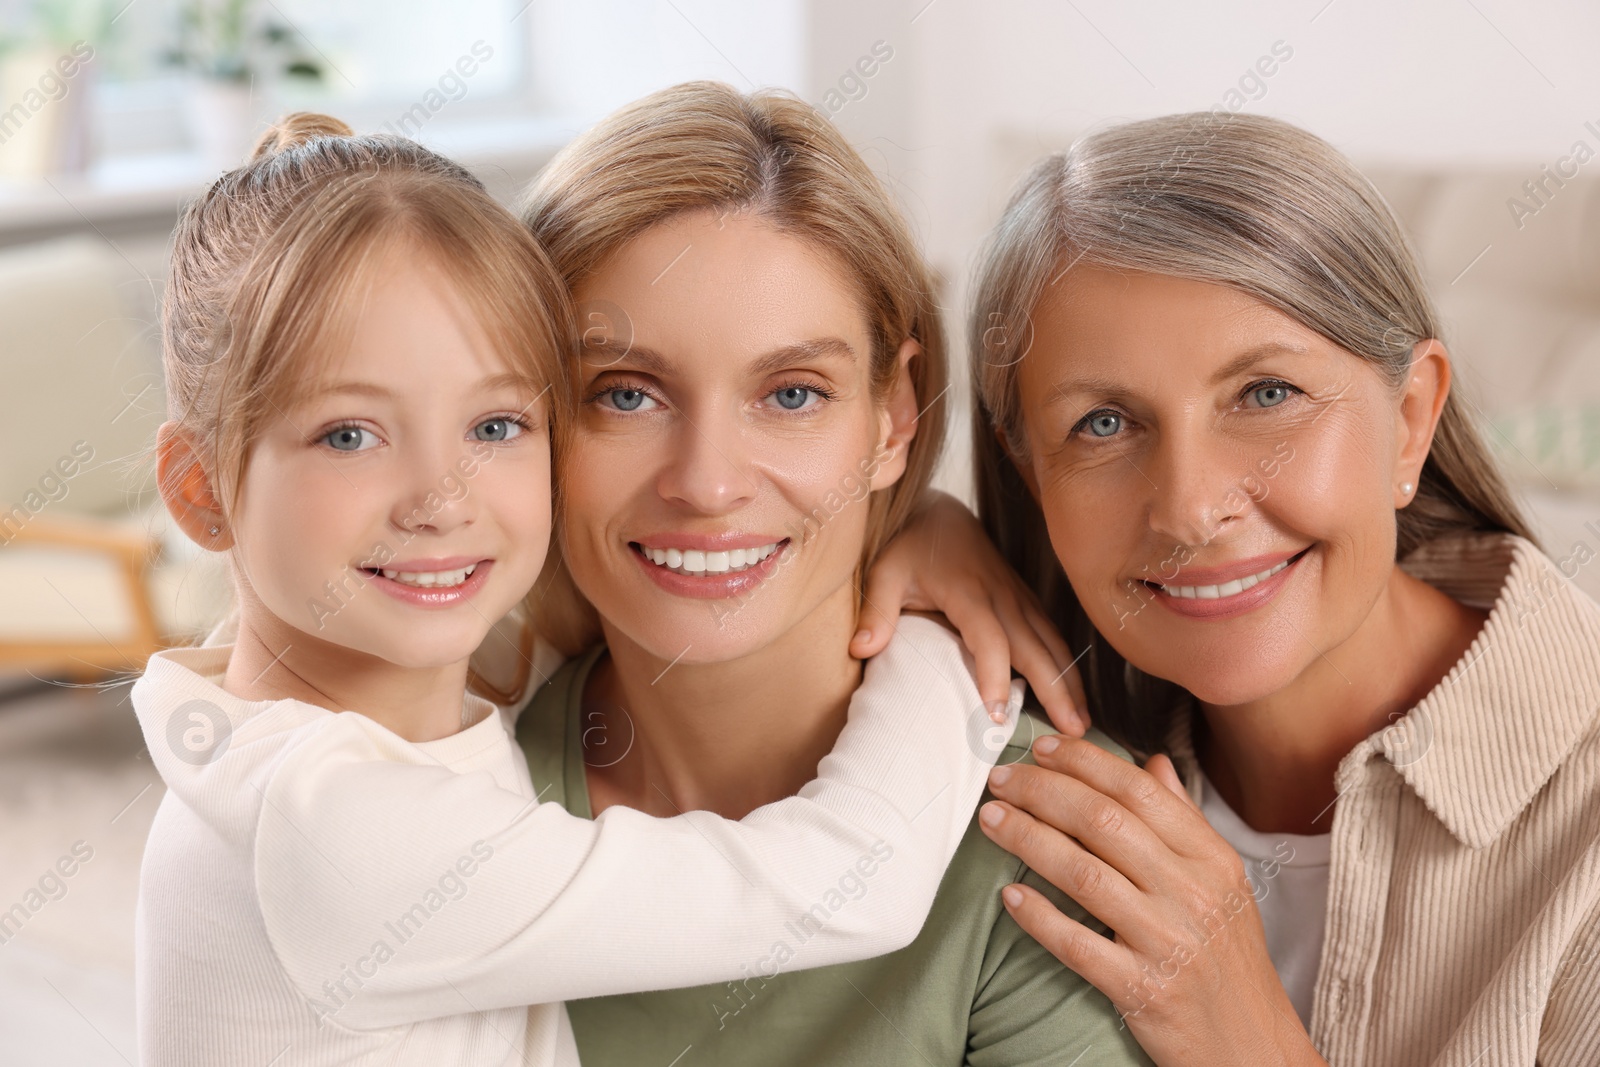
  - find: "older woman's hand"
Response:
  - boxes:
[848,490,1089,735]
[978,735,1329,1067]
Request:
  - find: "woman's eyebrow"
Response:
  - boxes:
[581,337,858,377]
[1208,341,1311,384]
[580,341,671,375]
[1043,373,1127,410]
[1043,340,1313,407]
[747,337,857,376]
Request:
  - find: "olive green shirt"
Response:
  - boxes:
[515,647,1153,1067]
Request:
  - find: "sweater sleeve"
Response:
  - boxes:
[256,616,1013,1029]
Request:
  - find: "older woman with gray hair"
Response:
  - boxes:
[971,111,1600,1066]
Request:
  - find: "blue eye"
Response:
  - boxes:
[473,418,523,442]
[772,386,813,411]
[1083,411,1122,438]
[323,426,378,452]
[1249,382,1294,408]
[609,388,647,411]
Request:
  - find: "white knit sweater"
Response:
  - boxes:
[132,616,1013,1066]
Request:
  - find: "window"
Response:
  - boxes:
[0,0,803,224]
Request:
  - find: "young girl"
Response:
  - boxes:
[134,112,1070,1066]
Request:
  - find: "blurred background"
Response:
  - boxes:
[0,0,1597,1060]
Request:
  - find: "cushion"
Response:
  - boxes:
[0,237,164,521]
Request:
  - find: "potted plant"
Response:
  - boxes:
[163,0,323,166]
[0,0,110,178]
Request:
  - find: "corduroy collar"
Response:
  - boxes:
[1163,534,1600,849]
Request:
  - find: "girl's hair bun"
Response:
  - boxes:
[249,112,354,161]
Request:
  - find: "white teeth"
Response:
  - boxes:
[1159,558,1291,601]
[640,541,781,577]
[379,564,476,589]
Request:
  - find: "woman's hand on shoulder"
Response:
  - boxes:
[976,738,1330,1066]
[849,490,1089,736]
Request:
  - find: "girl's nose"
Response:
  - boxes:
[391,447,477,536]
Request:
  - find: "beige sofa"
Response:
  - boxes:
[0,236,228,679]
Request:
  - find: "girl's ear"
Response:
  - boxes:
[1394,340,1452,508]
[869,337,922,491]
[157,422,233,551]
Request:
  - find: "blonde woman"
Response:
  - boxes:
[513,82,1151,1065]
[969,112,1600,1066]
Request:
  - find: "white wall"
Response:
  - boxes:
[528,0,808,120]
[804,0,1600,495]
[819,0,1599,277]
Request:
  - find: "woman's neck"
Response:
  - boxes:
[223,588,475,743]
[583,583,863,820]
[1196,565,1486,836]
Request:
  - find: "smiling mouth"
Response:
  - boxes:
[1145,548,1310,600]
[632,541,785,577]
[361,564,478,589]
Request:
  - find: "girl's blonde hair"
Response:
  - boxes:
[162,111,571,701]
[521,81,948,654]
[970,111,1535,754]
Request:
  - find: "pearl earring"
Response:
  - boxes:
[1400,482,1414,497]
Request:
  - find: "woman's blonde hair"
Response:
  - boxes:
[162,111,571,701]
[970,111,1535,754]
[522,81,948,654]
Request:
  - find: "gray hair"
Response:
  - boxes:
[969,111,1533,753]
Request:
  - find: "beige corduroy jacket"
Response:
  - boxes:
[1165,534,1600,1067]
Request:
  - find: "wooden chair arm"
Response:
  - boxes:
[3,512,159,567]
[0,512,167,672]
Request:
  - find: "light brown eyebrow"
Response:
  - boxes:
[579,341,672,376]
[310,371,540,401]
[475,371,545,395]
[1205,342,1311,386]
[1043,373,1122,407]
[747,337,858,376]
[579,337,858,378]
[312,380,394,400]
[1043,341,1312,410]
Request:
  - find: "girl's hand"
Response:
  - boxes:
[978,737,1330,1066]
[849,490,1089,736]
